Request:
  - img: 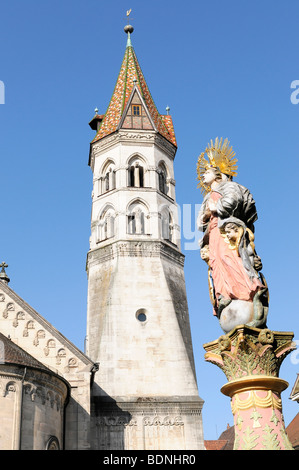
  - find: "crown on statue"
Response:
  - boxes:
[197,137,238,195]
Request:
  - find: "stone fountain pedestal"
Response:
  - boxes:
[203,325,296,450]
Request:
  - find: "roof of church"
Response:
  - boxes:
[0,331,52,373]
[0,278,95,370]
[90,28,177,148]
[286,412,299,449]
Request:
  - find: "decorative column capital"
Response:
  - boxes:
[203,325,296,450]
[204,325,295,382]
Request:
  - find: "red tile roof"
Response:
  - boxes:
[91,39,177,148]
[286,412,299,449]
[204,440,228,450]
[204,425,235,450]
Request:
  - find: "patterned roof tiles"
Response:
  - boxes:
[91,40,177,147]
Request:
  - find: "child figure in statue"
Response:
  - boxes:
[197,138,268,333]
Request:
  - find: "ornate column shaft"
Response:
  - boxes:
[203,325,296,450]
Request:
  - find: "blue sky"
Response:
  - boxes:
[0,0,298,442]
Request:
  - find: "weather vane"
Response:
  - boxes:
[125,9,133,24]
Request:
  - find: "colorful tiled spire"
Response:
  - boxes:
[91,26,177,147]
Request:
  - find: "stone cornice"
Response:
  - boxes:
[87,240,185,268]
[92,395,204,419]
[89,130,177,171]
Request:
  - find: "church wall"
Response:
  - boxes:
[90,397,204,450]
[0,374,19,449]
[0,284,95,450]
[64,377,92,450]
[0,364,68,450]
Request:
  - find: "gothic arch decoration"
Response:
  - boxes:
[23,320,35,337]
[97,204,116,242]
[157,161,169,195]
[127,154,148,188]
[5,381,17,397]
[33,329,45,346]
[45,436,60,450]
[160,205,175,244]
[13,311,25,328]
[65,357,78,373]
[56,348,66,365]
[3,302,14,319]
[36,386,46,405]
[24,383,35,400]
[44,338,56,356]
[127,199,150,235]
[47,390,55,408]
[98,159,116,195]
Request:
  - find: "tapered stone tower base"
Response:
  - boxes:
[204,325,296,450]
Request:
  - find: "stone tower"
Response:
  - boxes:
[86,25,204,450]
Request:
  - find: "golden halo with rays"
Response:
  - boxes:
[196,137,238,195]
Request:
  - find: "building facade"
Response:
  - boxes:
[0,26,204,450]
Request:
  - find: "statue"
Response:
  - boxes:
[197,138,268,333]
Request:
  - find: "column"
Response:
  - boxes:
[203,325,296,450]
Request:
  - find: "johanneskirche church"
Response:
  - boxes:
[0,24,205,450]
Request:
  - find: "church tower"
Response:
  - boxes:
[86,24,204,450]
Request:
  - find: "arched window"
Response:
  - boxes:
[158,162,168,195]
[99,161,116,195]
[161,207,175,244]
[97,206,116,242]
[127,156,146,188]
[127,200,149,235]
[46,436,60,450]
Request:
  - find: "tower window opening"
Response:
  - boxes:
[100,163,116,195]
[127,211,145,235]
[158,164,168,195]
[128,215,136,234]
[161,209,175,245]
[132,105,141,116]
[129,166,135,187]
[137,312,146,322]
[97,212,115,242]
[139,166,144,187]
[136,309,147,323]
[105,172,110,191]
[128,164,144,188]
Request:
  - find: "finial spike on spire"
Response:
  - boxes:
[124,9,134,47]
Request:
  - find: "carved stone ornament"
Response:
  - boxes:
[23,320,35,337]
[44,338,56,356]
[97,416,137,427]
[3,302,14,319]
[33,329,45,346]
[45,436,60,450]
[13,311,25,327]
[4,381,16,397]
[143,415,184,427]
[56,348,66,364]
[203,325,296,450]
